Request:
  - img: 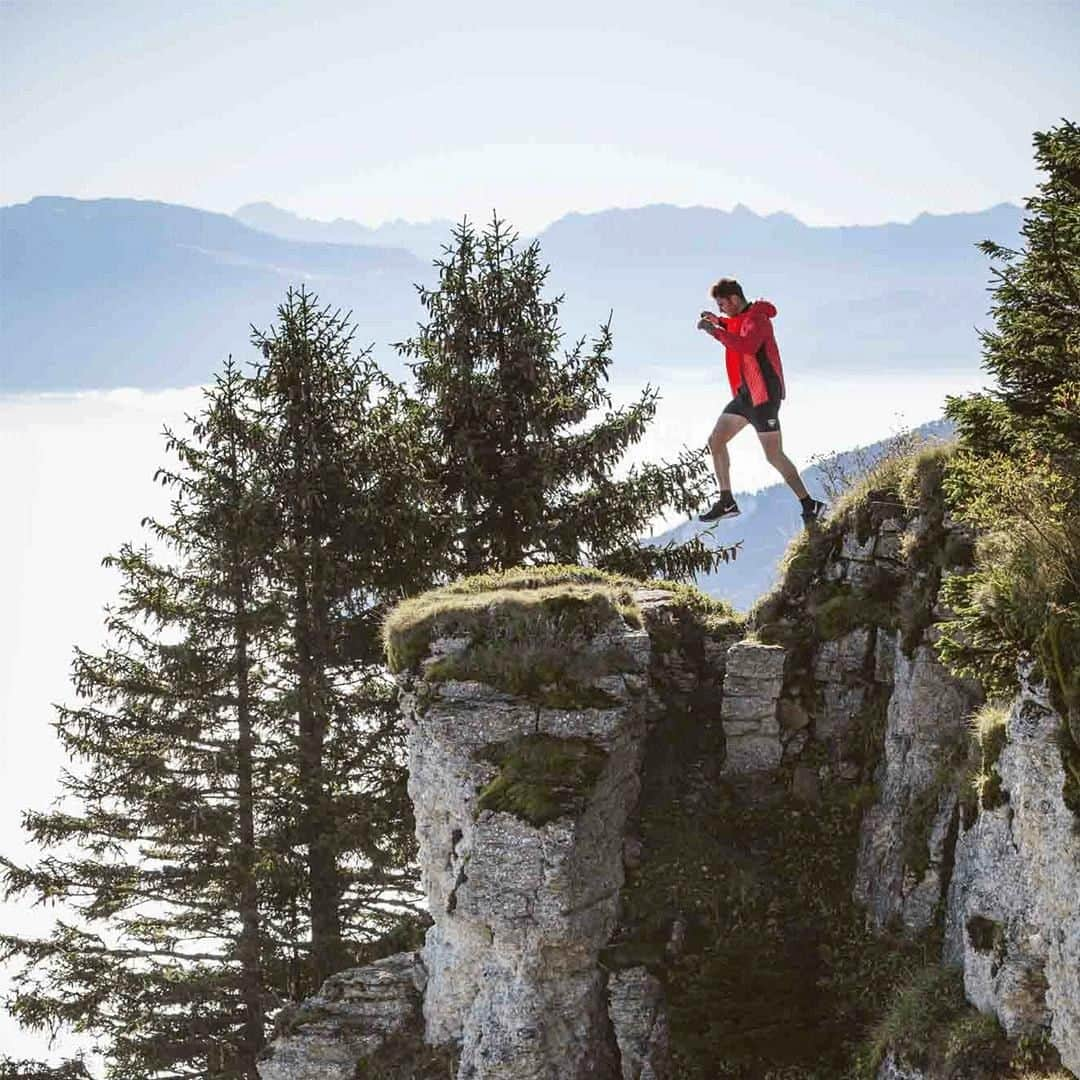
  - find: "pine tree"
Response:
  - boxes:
[395,215,738,581]
[1,362,280,1079]
[2,295,443,1074]
[938,118,1080,802]
[246,285,441,988]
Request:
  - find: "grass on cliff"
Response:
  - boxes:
[382,565,643,674]
[750,440,967,668]
[382,565,742,710]
[969,700,1010,811]
[851,963,1069,1079]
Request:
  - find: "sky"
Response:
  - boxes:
[2,0,1077,233]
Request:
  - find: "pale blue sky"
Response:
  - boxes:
[2,0,1076,232]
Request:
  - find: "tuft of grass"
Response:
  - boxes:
[476,734,608,825]
[851,964,967,1077]
[640,577,745,638]
[969,700,1010,812]
[382,564,645,675]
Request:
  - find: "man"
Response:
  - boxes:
[696,277,825,524]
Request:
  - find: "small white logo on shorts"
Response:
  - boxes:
[768,419,777,426]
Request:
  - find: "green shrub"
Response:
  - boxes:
[851,964,967,1077]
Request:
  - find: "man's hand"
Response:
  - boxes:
[697,317,715,331]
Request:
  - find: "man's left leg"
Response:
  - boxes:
[758,431,809,499]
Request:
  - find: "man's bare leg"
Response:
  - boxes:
[707,413,749,491]
[758,431,810,499]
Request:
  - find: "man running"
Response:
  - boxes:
[696,277,825,523]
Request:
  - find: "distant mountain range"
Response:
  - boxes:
[233,202,455,263]
[1,196,1022,392]
[677,418,955,611]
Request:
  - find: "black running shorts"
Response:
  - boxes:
[722,390,781,434]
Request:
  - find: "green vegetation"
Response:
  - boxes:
[850,961,1069,1079]
[937,119,1080,818]
[751,439,960,668]
[641,577,746,641]
[851,965,1003,1078]
[383,566,743,710]
[382,566,646,697]
[970,700,1011,811]
[395,214,739,581]
[0,295,439,1079]
[611,685,926,1078]
[476,734,608,825]
[383,565,642,675]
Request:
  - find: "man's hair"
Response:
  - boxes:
[710,277,745,301]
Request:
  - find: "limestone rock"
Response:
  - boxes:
[403,610,652,1078]
[854,642,981,935]
[721,641,785,773]
[945,667,1080,1071]
[608,967,672,1080]
[256,952,427,1080]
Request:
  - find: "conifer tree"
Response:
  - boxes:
[938,118,1080,799]
[1,362,279,1079]
[246,285,441,988]
[395,215,738,581]
[2,293,441,1074]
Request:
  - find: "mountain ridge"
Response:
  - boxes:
[1,196,1023,391]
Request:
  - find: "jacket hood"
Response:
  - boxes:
[749,299,777,318]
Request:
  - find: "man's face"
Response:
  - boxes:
[716,293,742,317]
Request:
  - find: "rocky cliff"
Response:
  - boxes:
[256,445,1078,1080]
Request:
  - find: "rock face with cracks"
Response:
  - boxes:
[944,662,1080,1075]
[255,475,1080,1078]
[398,590,654,1079]
[256,952,430,1080]
[854,641,982,935]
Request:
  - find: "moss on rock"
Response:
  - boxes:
[475,734,608,826]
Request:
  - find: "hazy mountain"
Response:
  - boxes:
[1,196,1022,392]
[535,201,1023,378]
[1,196,427,390]
[233,201,455,262]
[669,418,955,612]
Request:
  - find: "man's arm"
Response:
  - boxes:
[707,312,768,353]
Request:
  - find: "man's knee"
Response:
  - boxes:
[760,438,784,464]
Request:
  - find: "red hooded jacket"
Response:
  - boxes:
[703,299,786,406]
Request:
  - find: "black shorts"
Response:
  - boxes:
[722,391,781,434]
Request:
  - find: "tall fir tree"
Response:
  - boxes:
[1,362,280,1079]
[395,214,739,581]
[2,290,443,1074]
[246,285,442,988]
[937,118,1080,804]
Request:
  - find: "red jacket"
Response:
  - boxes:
[704,299,786,406]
